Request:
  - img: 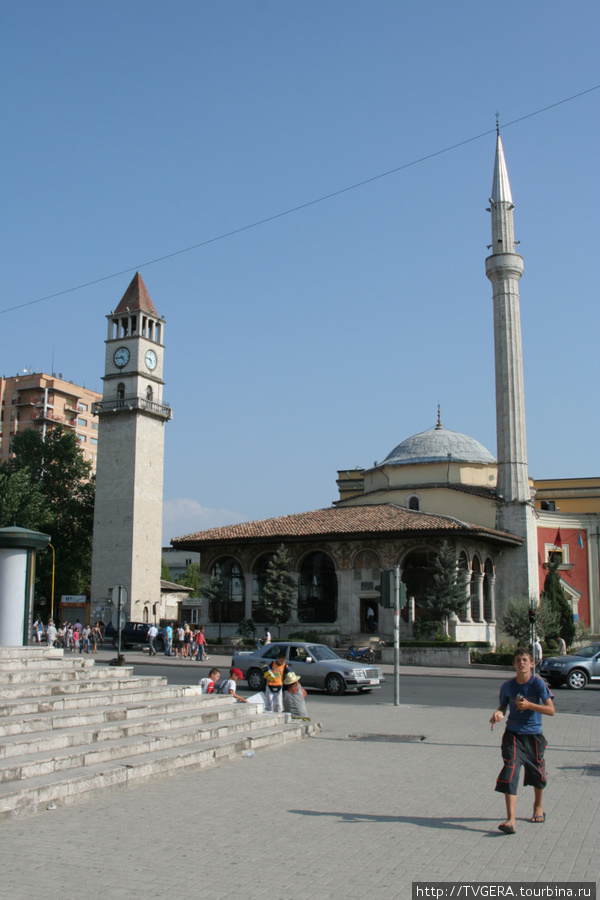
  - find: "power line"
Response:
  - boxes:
[2,84,598,317]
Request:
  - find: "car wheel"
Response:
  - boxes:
[247,669,265,691]
[325,673,346,696]
[567,668,588,690]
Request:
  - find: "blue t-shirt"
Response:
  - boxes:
[499,675,552,734]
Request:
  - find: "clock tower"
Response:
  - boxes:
[90,273,172,623]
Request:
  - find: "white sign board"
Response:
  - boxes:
[62,595,87,605]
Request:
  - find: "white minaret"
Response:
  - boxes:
[486,132,539,606]
[90,273,172,623]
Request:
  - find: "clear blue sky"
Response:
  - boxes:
[2,2,598,543]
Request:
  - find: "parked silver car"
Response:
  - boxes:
[231,641,385,695]
[539,643,600,690]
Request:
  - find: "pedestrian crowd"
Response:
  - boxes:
[31,617,104,654]
[159,623,210,659]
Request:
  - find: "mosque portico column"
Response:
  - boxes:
[461,570,473,622]
[488,574,497,625]
[472,572,485,623]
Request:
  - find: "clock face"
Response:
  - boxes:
[113,347,130,368]
[145,349,157,371]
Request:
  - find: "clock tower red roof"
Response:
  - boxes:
[114,272,159,317]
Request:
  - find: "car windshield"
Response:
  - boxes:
[307,645,342,662]
[571,645,600,659]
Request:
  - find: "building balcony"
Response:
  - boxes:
[32,412,76,428]
[92,395,172,420]
[15,396,44,407]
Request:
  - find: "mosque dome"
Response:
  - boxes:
[381,425,496,468]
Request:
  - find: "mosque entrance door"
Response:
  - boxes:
[360,598,378,633]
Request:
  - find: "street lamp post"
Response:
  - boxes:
[49,543,56,622]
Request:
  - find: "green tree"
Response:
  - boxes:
[177,562,202,597]
[0,467,52,532]
[541,560,576,648]
[4,426,95,610]
[499,596,559,648]
[161,559,172,581]
[422,541,469,635]
[262,544,296,638]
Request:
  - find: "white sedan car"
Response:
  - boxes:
[231,641,385,696]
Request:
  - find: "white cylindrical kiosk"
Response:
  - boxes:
[0,526,51,646]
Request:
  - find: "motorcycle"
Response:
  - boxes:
[345,641,375,662]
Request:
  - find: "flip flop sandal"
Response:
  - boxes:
[498,823,516,834]
[530,814,546,823]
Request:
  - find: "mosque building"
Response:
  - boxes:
[172,135,598,641]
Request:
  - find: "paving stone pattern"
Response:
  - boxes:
[2,684,599,900]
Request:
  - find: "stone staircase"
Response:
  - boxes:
[0,647,319,819]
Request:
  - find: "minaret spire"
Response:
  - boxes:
[486,134,529,503]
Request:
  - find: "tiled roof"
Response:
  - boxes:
[160,579,192,592]
[114,272,159,316]
[172,503,521,548]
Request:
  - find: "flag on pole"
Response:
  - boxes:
[578,531,584,549]
[554,529,563,548]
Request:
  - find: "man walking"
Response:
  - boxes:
[147,623,159,656]
[490,647,554,834]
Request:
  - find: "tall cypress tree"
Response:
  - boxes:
[423,541,469,635]
[262,544,296,638]
[541,560,575,647]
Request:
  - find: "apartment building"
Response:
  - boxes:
[0,372,102,473]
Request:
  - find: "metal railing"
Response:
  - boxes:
[92,394,172,419]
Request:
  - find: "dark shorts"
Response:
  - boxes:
[495,730,548,795]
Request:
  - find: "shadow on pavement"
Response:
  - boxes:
[288,809,501,834]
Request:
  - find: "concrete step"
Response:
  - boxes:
[0,656,96,672]
[0,689,227,737]
[0,704,284,782]
[0,665,144,686]
[0,682,192,718]
[0,720,318,819]
[0,671,167,699]
[0,699,261,758]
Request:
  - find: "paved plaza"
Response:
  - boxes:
[2,663,599,900]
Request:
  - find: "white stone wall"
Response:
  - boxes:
[494,502,539,620]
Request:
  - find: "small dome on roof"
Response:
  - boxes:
[381,425,496,468]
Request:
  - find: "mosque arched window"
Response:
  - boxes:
[457,551,471,621]
[401,549,436,619]
[483,558,495,621]
[298,552,337,623]
[209,557,245,624]
[251,553,276,622]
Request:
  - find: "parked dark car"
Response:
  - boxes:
[112,622,164,652]
[539,643,600,690]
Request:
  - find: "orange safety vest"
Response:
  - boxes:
[269,660,287,688]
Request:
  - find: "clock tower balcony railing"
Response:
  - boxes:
[92,394,172,420]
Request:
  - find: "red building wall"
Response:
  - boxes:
[537,526,589,625]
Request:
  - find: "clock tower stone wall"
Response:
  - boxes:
[90,273,172,624]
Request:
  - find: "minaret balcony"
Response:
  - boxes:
[92,394,172,420]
